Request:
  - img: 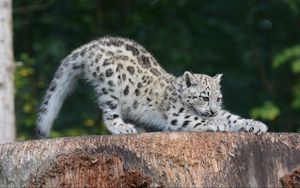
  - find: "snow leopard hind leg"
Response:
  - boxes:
[89,58,137,134]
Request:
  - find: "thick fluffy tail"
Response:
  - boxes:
[36,57,81,138]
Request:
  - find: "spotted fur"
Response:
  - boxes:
[36,37,268,137]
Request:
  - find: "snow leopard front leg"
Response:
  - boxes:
[216,110,268,134]
[164,108,230,132]
[164,108,267,134]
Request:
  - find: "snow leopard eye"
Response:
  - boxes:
[201,96,209,102]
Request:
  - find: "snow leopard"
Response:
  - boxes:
[36,37,268,137]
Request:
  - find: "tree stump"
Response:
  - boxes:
[0,132,299,187]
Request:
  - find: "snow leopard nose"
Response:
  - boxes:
[209,104,217,115]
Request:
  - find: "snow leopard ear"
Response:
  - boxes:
[214,74,223,83]
[183,71,197,87]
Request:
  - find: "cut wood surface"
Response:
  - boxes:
[0,132,299,187]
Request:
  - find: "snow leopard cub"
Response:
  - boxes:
[36,37,268,137]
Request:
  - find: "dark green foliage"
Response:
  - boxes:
[13,0,300,140]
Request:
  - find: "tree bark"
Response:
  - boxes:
[0,132,299,187]
[0,0,15,144]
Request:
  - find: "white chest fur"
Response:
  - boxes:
[121,100,166,131]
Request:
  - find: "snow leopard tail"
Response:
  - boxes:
[36,54,83,138]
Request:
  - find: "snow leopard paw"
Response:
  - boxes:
[110,123,137,134]
[239,120,268,135]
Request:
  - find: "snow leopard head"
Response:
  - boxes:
[177,71,223,117]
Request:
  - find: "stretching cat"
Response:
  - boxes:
[36,37,268,137]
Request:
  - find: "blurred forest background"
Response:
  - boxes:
[13,0,300,140]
